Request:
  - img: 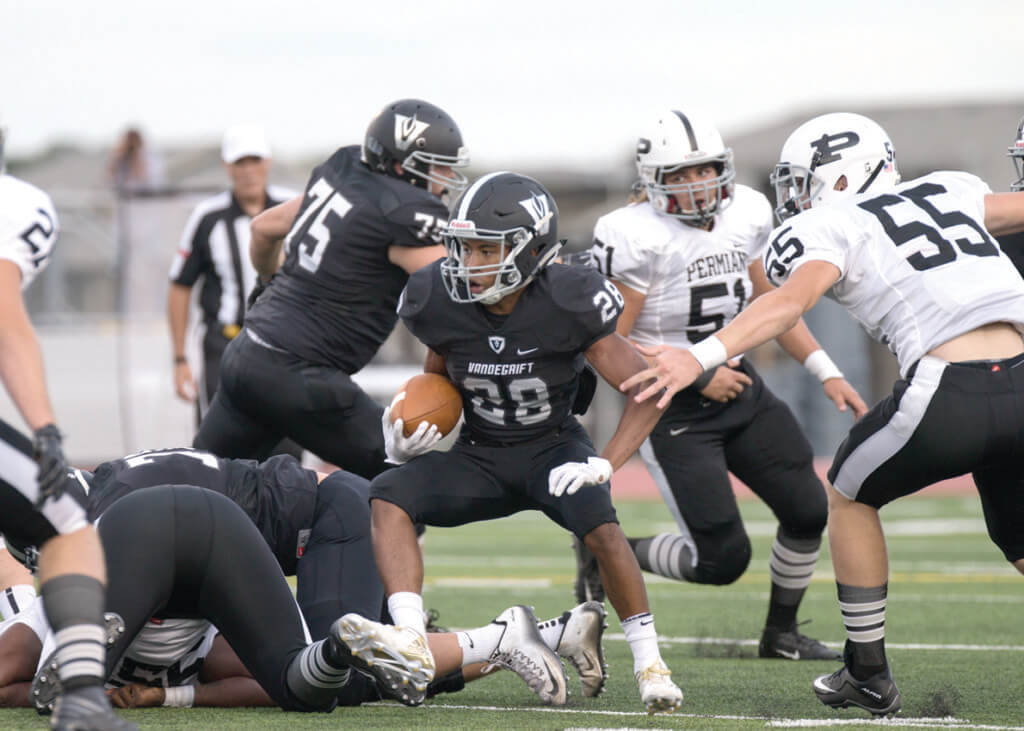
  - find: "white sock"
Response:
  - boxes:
[622,612,661,674]
[456,621,507,665]
[387,592,426,636]
[536,612,568,652]
[0,584,37,621]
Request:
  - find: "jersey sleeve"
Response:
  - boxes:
[763,212,848,287]
[549,264,624,351]
[0,187,59,290]
[397,261,444,348]
[168,202,211,286]
[384,196,448,249]
[593,210,654,295]
[933,170,992,223]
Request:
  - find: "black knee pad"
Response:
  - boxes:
[776,478,828,539]
[693,523,751,585]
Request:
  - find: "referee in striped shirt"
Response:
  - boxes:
[167,125,295,430]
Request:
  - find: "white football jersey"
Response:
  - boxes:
[0,174,59,290]
[593,184,773,349]
[763,171,1024,375]
[37,615,217,688]
[107,618,217,688]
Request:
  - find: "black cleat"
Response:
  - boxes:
[50,686,138,731]
[572,536,605,604]
[33,614,127,716]
[759,622,841,661]
[813,662,902,716]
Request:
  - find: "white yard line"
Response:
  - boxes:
[420,704,1024,730]
[604,633,1024,652]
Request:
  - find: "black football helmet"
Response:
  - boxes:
[440,172,563,304]
[361,98,469,194]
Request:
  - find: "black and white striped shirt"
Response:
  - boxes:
[169,185,294,328]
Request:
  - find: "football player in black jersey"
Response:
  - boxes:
[367,172,683,714]
[193,99,469,478]
[998,115,1024,275]
[9,449,606,708]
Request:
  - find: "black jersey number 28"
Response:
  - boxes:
[858,182,998,271]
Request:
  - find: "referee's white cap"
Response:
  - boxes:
[222,124,271,163]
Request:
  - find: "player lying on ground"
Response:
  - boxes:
[621,112,1024,717]
[1,449,607,708]
[1,579,606,710]
[21,486,607,713]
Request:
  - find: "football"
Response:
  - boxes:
[390,373,463,438]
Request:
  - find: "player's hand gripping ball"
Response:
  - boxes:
[390,373,463,437]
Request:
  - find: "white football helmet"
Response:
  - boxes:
[770,112,900,222]
[1008,115,1024,192]
[635,110,735,226]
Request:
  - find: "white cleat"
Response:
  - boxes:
[334,614,435,706]
[555,601,608,697]
[635,659,683,714]
[489,605,568,706]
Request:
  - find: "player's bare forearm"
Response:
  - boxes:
[250,195,301,277]
[622,265,839,407]
[774,317,822,364]
[167,284,191,357]
[424,348,447,376]
[586,333,661,470]
[0,681,31,708]
[983,191,1024,236]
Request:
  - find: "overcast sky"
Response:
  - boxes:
[5,0,1023,171]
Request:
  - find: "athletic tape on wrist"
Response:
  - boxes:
[688,335,728,372]
[163,685,195,707]
[803,349,844,382]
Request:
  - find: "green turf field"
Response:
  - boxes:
[5,494,1023,730]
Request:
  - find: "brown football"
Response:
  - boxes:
[390,373,463,437]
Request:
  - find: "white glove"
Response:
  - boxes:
[548,457,613,497]
[382,397,443,465]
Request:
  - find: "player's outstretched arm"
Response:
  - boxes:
[983,191,1024,236]
[621,261,841,408]
[585,333,663,471]
[250,194,303,278]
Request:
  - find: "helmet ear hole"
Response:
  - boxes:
[834,175,848,192]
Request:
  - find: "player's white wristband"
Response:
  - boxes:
[803,349,844,382]
[688,335,728,372]
[163,685,195,708]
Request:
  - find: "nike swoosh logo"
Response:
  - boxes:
[775,648,800,660]
[517,347,539,355]
[639,618,653,626]
[669,426,689,436]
